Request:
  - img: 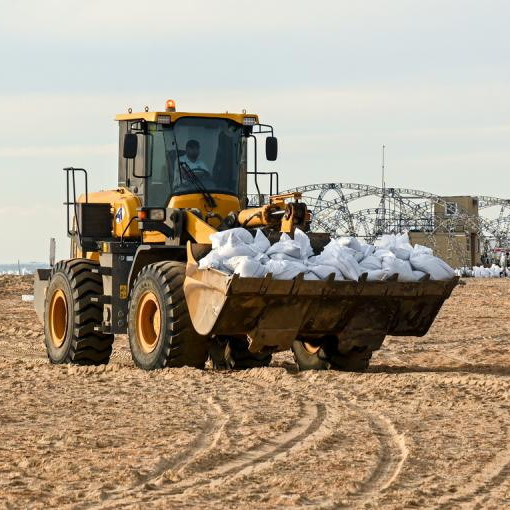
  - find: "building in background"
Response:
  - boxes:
[409,196,481,268]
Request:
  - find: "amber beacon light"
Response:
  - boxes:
[165,99,176,112]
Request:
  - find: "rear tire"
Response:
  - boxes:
[292,336,372,372]
[210,337,272,370]
[128,261,209,370]
[44,259,113,365]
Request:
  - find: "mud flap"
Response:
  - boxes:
[33,269,51,323]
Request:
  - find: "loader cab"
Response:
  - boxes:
[116,106,278,213]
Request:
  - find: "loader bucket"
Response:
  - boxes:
[184,245,459,353]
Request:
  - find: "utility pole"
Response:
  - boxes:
[379,145,387,235]
[381,144,386,192]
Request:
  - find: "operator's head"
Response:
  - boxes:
[185,139,200,162]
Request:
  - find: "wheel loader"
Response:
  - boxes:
[33,100,458,371]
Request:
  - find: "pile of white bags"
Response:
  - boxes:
[456,265,510,278]
[199,228,456,282]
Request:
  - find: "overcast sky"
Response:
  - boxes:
[0,0,509,263]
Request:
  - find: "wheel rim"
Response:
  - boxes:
[136,291,161,353]
[49,289,68,348]
[303,341,321,355]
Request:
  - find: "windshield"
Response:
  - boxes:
[146,117,243,207]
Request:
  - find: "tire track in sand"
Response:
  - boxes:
[95,393,229,509]
[342,397,408,504]
[154,399,327,500]
[431,375,510,509]
[97,378,328,508]
[154,377,406,507]
[351,372,510,509]
[436,452,510,510]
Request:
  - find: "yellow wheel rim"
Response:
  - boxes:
[49,289,68,348]
[303,341,321,354]
[136,291,161,353]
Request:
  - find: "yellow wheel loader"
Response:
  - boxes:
[33,100,458,371]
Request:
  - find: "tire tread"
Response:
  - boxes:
[44,259,113,365]
[128,262,208,370]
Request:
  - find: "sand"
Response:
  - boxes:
[0,275,509,509]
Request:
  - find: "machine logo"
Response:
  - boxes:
[115,207,124,224]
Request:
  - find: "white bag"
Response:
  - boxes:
[216,237,258,259]
[199,251,231,272]
[253,252,270,264]
[294,228,314,259]
[210,228,254,249]
[226,257,266,278]
[333,253,362,281]
[380,253,397,268]
[395,232,411,247]
[373,249,395,260]
[314,243,362,281]
[265,259,309,280]
[321,241,357,259]
[253,229,271,253]
[392,246,412,260]
[410,254,455,280]
[375,234,397,251]
[337,236,363,253]
[412,270,426,280]
[360,255,382,271]
[223,256,249,272]
[353,251,365,263]
[412,244,433,256]
[392,233,414,260]
[269,252,304,262]
[361,244,375,258]
[382,258,416,282]
[367,269,389,281]
[309,264,344,280]
[266,233,302,259]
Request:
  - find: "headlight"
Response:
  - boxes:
[149,208,166,221]
[138,208,166,221]
[243,116,257,126]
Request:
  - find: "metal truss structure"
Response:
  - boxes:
[250,183,510,264]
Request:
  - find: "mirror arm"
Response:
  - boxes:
[249,134,263,206]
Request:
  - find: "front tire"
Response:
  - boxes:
[128,261,209,370]
[44,259,113,365]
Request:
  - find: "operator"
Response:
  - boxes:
[180,139,209,174]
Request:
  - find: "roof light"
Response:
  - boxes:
[243,116,257,126]
[158,115,171,124]
[165,99,176,112]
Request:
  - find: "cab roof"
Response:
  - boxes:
[114,111,259,125]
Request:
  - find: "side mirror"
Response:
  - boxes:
[123,133,138,159]
[266,136,278,161]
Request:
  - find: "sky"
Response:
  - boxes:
[0,0,509,263]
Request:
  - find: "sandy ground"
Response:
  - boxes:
[0,276,509,509]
